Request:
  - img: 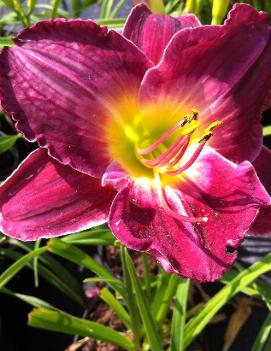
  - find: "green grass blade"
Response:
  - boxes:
[100,0,114,18]
[151,273,171,315]
[221,269,271,309]
[8,239,85,305]
[0,36,13,47]
[184,252,271,349]
[51,0,61,18]
[0,246,47,289]
[0,287,56,309]
[27,0,37,13]
[120,246,142,351]
[61,229,115,246]
[170,279,190,351]
[110,0,126,18]
[0,246,85,306]
[252,312,271,351]
[95,17,125,27]
[100,287,131,329]
[155,274,179,328]
[124,248,164,351]
[33,239,41,287]
[0,134,20,154]
[29,308,135,350]
[48,238,124,296]
[264,126,271,137]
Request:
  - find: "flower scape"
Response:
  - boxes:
[0,3,271,282]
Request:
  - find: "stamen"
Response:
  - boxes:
[139,135,190,168]
[165,120,222,176]
[168,137,190,167]
[135,108,221,180]
[164,139,207,176]
[137,119,186,155]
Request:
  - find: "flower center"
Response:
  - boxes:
[106,102,222,224]
[135,109,222,177]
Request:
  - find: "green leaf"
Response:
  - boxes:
[252,312,271,351]
[48,238,124,296]
[110,0,126,18]
[263,126,271,137]
[28,308,134,350]
[0,134,20,154]
[29,308,135,350]
[33,239,41,287]
[27,0,37,13]
[123,248,164,351]
[100,0,114,18]
[51,0,61,18]
[170,279,190,351]
[61,229,115,246]
[120,247,142,350]
[222,269,271,309]
[0,36,13,47]
[0,246,47,289]
[184,252,271,349]
[8,239,85,306]
[151,273,171,316]
[0,287,56,309]
[99,288,131,329]
[95,17,125,27]
[155,274,179,327]
[0,246,84,306]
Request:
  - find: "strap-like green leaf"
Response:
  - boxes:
[0,134,20,153]
[170,279,190,351]
[0,246,47,289]
[184,252,271,348]
[28,308,135,350]
[123,248,164,351]
[48,238,124,296]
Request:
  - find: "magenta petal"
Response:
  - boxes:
[0,20,151,178]
[109,148,270,282]
[0,149,116,241]
[139,3,271,163]
[123,3,200,64]
[250,146,271,235]
[102,161,130,192]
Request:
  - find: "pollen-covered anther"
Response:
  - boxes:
[198,120,223,143]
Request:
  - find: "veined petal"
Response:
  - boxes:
[123,3,201,64]
[0,20,151,178]
[250,146,271,235]
[109,147,270,282]
[139,3,271,163]
[0,149,116,241]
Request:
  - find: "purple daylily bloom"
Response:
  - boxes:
[0,3,271,281]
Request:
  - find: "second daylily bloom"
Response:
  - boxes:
[0,3,271,281]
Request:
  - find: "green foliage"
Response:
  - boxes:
[0,134,20,153]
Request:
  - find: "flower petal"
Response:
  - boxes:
[0,20,151,178]
[102,161,130,192]
[109,147,270,281]
[139,4,271,163]
[250,146,271,235]
[0,149,116,241]
[123,3,200,64]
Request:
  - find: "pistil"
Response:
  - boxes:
[154,169,208,224]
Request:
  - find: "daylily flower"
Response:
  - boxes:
[0,3,271,282]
